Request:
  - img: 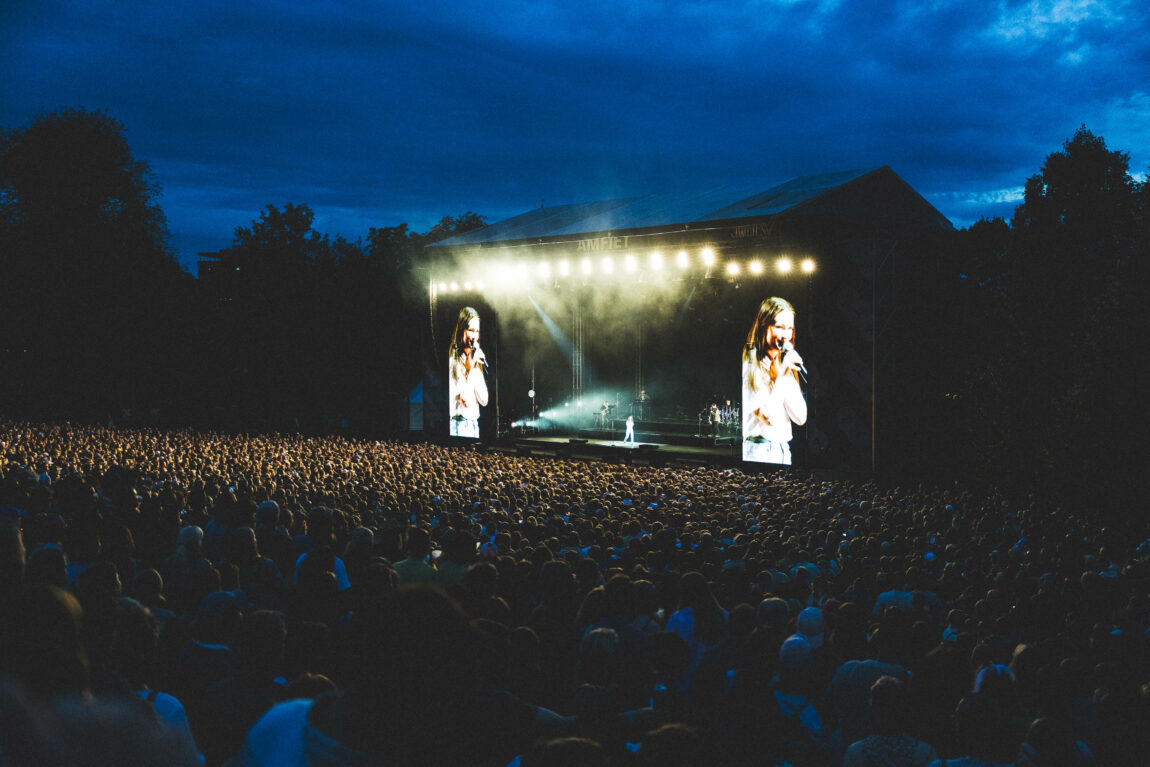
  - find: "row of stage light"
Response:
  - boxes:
[435,249,816,293]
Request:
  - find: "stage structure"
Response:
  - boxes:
[422,167,952,474]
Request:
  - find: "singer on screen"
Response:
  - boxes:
[448,306,488,438]
[742,296,807,465]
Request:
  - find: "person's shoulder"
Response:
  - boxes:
[238,699,313,767]
[140,689,188,720]
[913,739,940,765]
[841,739,867,767]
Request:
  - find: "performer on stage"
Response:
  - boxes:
[624,415,636,443]
[448,306,488,438]
[742,297,807,464]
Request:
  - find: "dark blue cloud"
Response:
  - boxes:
[3,0,1148,272]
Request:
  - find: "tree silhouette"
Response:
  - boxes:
[0,108,187,419]
[913,126,1148,510]
[422,212,487,244]
[191,203,454,431]
[881,127,1147,513]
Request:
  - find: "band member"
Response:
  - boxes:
[742,297,807,464]
[624,415,636,443]
[448,306,488,438]
[634,389,650,420]
[710,402,721,437]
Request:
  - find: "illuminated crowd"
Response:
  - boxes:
[1,420,1147,766]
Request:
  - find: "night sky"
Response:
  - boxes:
[3,0,1148,274]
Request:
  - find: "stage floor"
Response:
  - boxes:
[500,433,742,467]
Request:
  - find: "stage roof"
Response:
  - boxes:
[431,166,953,248]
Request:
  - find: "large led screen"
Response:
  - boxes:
[446,305,488,439]
[740,296,807,465]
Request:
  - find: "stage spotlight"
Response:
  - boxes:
[777,257,793,273]
[649,250,664,270]
[581,258,593,275]
[450,281,460,291]
[476,281,485,291]
[677,250,689,268]
[749,260,764,275]
[726,261,740,276]
[464,281,473,291]
[701,247,715,266]
[625,253,638,272]
[539,262,551,279]
[801,258,815,273]
[438,282,448,292]
[601,256,614,274]
[559,259,570,277]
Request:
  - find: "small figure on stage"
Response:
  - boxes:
[710,402,721,437]
[623,415,636,443]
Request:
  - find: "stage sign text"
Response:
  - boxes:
[731,223,770,239]
[576,236,630,252]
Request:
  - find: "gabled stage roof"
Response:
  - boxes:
[432,166,952,249]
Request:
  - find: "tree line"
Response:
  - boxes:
[880,126,1149,513]
[2,109,1147,510]
[1,108,483,434]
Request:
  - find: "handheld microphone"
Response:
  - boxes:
[469,341,488,373]
[782,340,807,380]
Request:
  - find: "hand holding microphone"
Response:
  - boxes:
[469,341,487,373]
[781,340,807,380]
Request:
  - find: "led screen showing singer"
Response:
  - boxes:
[448,306,488,438]
[741,296,807,465]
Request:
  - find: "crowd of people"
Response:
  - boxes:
[1,419,1148,766]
